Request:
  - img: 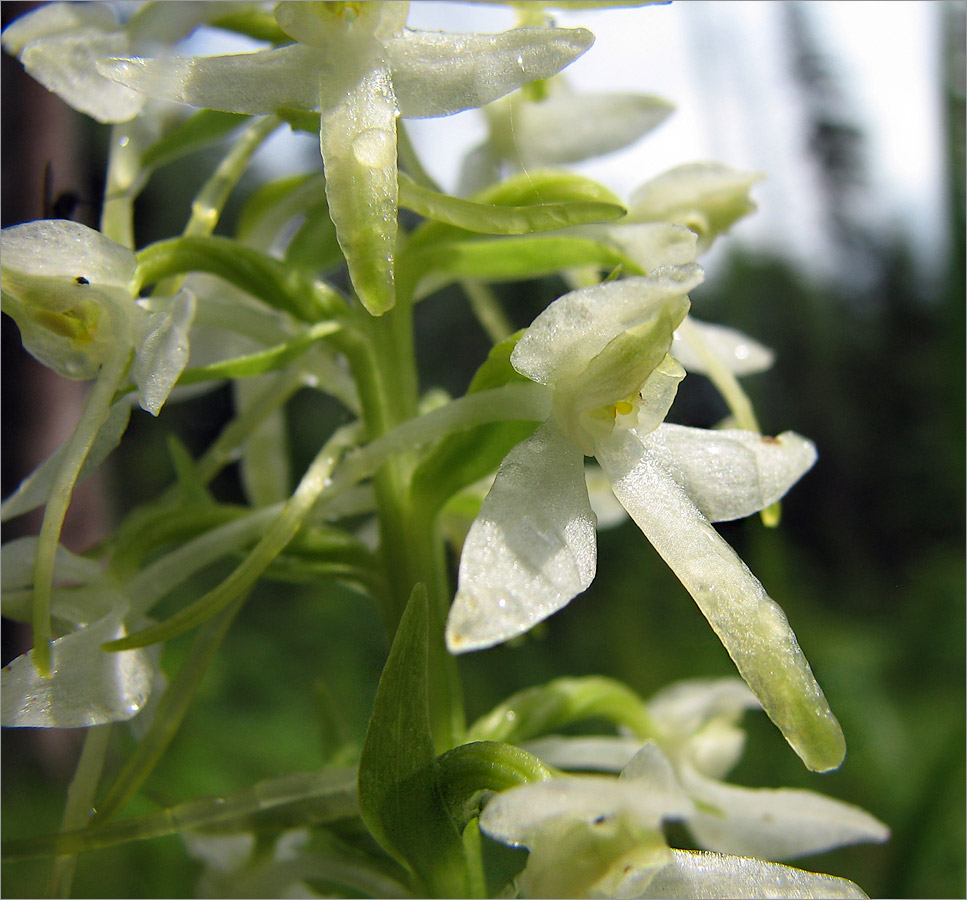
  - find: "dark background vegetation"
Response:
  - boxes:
[2,2,964,897]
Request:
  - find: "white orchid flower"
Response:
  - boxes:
[627,162,765,254]
[523,679,889,863]
[446,270,845,772]
[98,1,594,315]
[479,743,873,899]
[1,219,195,673]
[1,219,194,415]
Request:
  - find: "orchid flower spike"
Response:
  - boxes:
[446,271,846,772]
[98,1,594,315]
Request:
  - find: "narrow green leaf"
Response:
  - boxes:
[408,169,628,250]
[402,235,642,302]
[135,236,333,322]
[358,585,469,897]
[174,321,341,386]
[398,172,625,237]
[140,109,250,172]
[412,332,540,518]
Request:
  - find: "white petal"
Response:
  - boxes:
[647,678,757,777]
[511,268,702,386]
[1,401,131,522]
[98,44,322,115]
[498,92,674,167]
[1,2,117,54]
[672,318,775,376]
[595,428,845,772]
[134,289,197,416]
[20,31,145,122]
[588,222,698,274]
[638,850,870,899]
[479,774,693,848]
[629,162,764,251]
[523,735,644,773]
[391,26,594,118]
[637,424,817,522]
[648,678,759,735]
[446,422,596,653]
[1,219,136,291]
[681,765,889,861]
[1,612,154,727]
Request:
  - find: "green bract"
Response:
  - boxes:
[98,1,594,314]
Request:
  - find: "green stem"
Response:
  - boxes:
[100,123,145,247]
[360,302,466,752]
[46,724,111,898]
[155,115,281,296]
[31,349,129,675]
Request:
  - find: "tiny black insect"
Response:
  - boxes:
[75,276,90,285]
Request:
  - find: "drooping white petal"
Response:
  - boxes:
[1,401,131,522]
[511,269,702,386]
[391,26,594,118]
[638,850,870,900]
[447,422,596,653]
[479,772,692,848]
[672,318,775,376]
[491,92,674,167]
[523,735,645,773]
[595,428,845,772]
[99,44,323,115]
[134,289,197,415]
[635,424,817,523]
[1,611,154,727]
[680,765,890,861]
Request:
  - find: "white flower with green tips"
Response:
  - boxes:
[479,742,876,899]
[98,0,594,315]
[445,271,846,772]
